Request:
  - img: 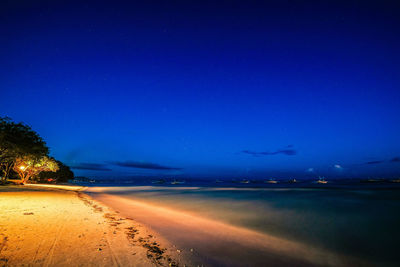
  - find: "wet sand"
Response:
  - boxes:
[0,185,182,267]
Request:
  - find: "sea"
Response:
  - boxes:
[75,178,400,266]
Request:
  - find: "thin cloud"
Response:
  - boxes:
[363,157,400,164]
[242,146,297,157]
[334,164,343,169]
[111,161,182,170]
[365,160,384,165]
[70,163,112,171]
[391,157,400,163]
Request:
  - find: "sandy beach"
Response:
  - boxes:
[0,185,182,267]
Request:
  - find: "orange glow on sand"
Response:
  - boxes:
[0,185,181,266]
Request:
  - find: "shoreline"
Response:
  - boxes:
[0,185,183,267]
[91,192,370,267]
[0,184,379,267]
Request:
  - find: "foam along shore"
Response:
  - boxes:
[0,185,182,267]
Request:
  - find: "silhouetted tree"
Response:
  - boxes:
[0,117,49,183]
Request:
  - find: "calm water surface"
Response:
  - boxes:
[86,182,400,266]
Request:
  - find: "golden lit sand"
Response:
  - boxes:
[0,185,181,267]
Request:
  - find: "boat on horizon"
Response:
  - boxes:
[240,179,250,184]
[360,178,386,183]
[170,179,185,185]
[151,179,166,184]
[288,178,297,183]
[316,177,328,184]
[265,179,278,184]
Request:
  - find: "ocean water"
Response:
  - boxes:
[84,180,400,266]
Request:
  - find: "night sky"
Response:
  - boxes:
[1,1,400,179]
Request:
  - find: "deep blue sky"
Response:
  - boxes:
[1,0,400,179]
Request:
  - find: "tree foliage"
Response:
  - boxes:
[36,160,74,183]
[0,117,63,184]
[13,156,59,184]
